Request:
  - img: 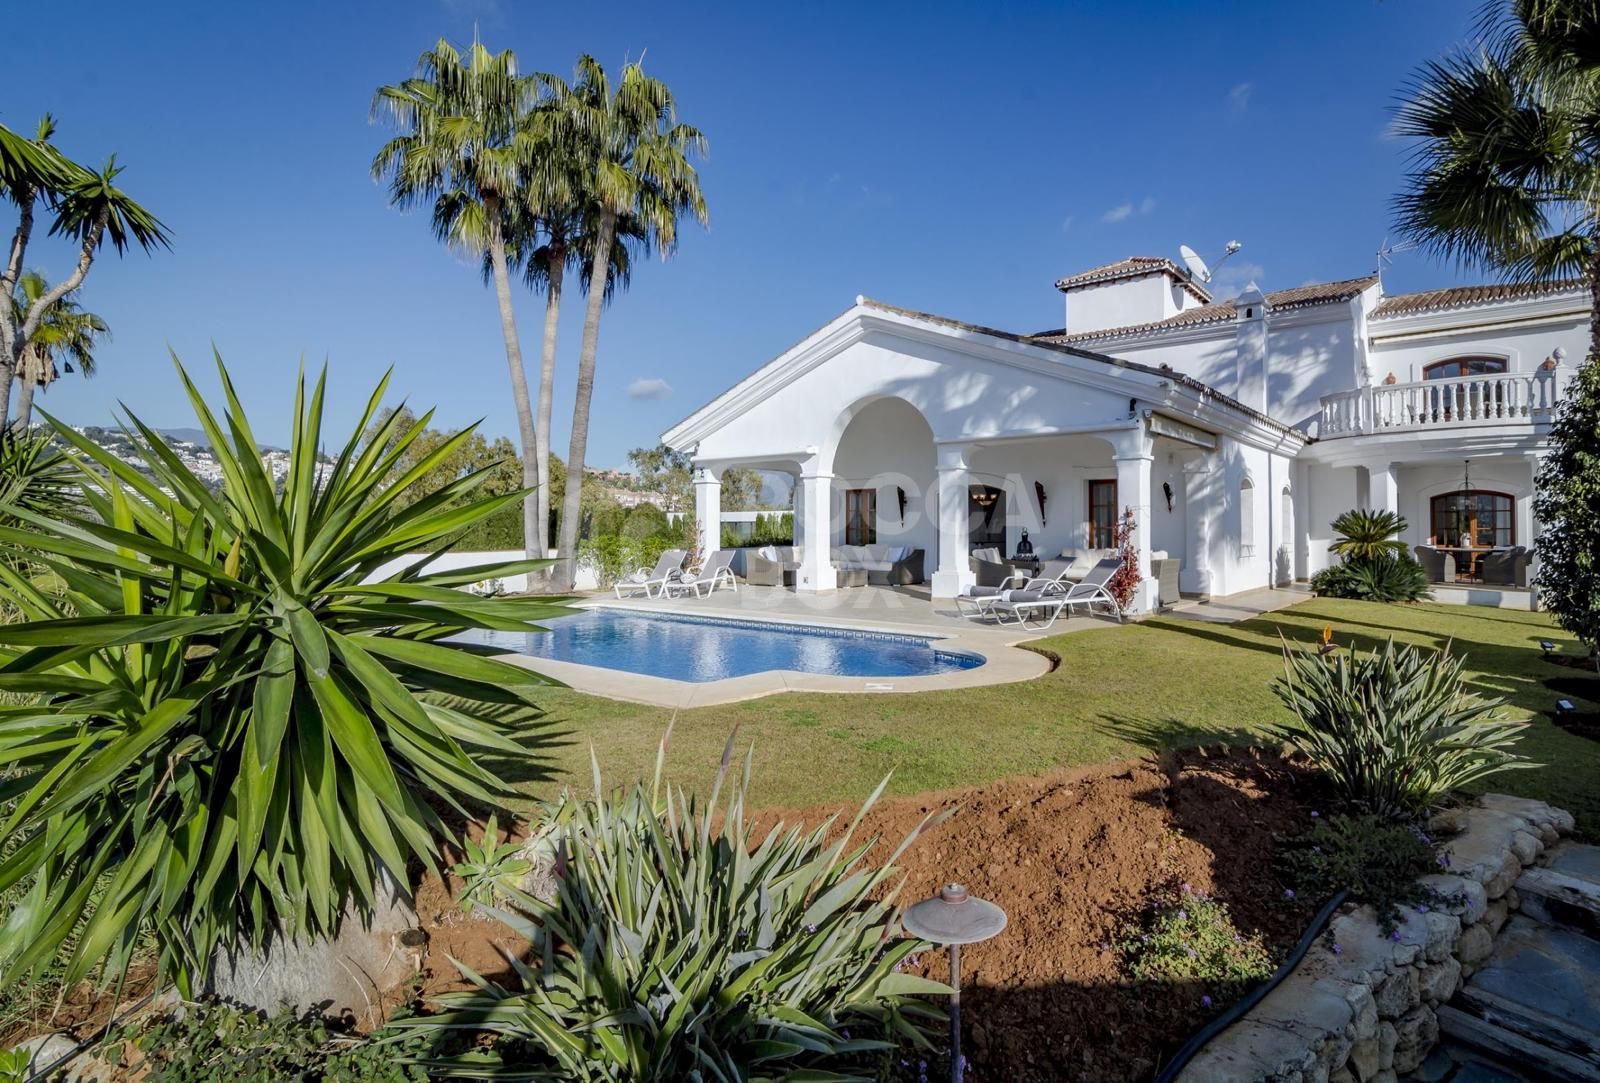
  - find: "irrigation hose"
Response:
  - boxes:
[22,985,165,1083]
[1152,888,1351,1083]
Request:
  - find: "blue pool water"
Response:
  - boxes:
[462,610,984,683]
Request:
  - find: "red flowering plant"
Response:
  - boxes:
[1106,505,1142,611]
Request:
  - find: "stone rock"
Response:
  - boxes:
[1390,1004,1437,1075]
[1431,808,1539,896]
[1331,1069,1356,1083]
[1421,911,1460,963]
[516,824,562,905]
[1344,980,1378,1038]
[1417,874,1486,924]
[1378,1021,1398,1069]
[1374,967,1419,1019]
[1255,972,1357,1042]
[1455,922,1494,966]
[1170,1018,1318,1082]
[205,871,424,1024]
[1505,886,1519,911]
[1417,957,1462,1004]
[1346,1035,1380,1081]
[1474,793,1575,836]
[1482,897,1510,936]
[1510,828,1543,866]
[1372,1071,1398,1083]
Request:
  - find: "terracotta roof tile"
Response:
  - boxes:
[1033,275,1379,344]
[1054,256,1212,303]
[1371,278,1584,318]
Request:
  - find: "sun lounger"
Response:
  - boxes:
[667,550,738,598]
[613,549,688,599]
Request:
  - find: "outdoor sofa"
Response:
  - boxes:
[746,545,801,587]
[1478,545,1531,586]
[745,545,925,587]
[831,545,925,586]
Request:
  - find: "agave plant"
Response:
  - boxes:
[0,356,569,992]
[451,813,532,915]
[1272,634,1532,815]
[398,733,951,1081]
[1328,509,1410,562]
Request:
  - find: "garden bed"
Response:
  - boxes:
[757,747,1328,1083]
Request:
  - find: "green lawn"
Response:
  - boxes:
[502,598,1600,834]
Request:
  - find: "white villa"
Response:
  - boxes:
[662,254,1584,614]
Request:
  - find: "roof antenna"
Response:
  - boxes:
[1179,241,1242,285]
[1376,235,1418,291]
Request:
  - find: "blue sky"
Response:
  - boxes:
[6,0,1487,467]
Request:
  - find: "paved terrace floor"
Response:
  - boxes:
[503,582,1315,707]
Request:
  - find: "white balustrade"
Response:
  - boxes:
[1317,369,1563,438]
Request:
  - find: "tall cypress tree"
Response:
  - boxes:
[1535,358,1600,668]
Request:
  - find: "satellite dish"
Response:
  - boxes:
[1179,244,1211,283]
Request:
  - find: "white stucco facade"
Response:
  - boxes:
[664,257,1584,613]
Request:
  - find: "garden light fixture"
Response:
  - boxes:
[1541,640,1555,657]
[902,883,1007,1083]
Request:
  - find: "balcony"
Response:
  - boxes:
[1317,370,1565,438]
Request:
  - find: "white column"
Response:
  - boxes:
[931,443,974,598]
[692,467,722,562]
[795,457,836,593]
[1113,429,1158,614]
[1182,457,1214,597]
[1368,461,1398,516]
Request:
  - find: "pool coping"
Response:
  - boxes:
[492,599,1056,707]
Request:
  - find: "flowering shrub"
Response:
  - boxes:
[1106,505,1143,611]
[1279,812,1448,932]
[1118,881,1273,989]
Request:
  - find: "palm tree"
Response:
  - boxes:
[9,269,108,428]
[544,56,708,590]
[502,197,645,558]
[1328,509,1411,562]
[1394,0,1600,358]
[372,40,551,560]
[1,121,166,425]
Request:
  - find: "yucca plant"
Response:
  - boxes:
[1272,634,1532,815]
[1328,509,1410,562]
[0,355,569,993]
[398,733,951,1081]
[0,427,78,527]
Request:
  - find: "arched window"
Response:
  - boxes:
[1239,477,1256,552]
[1430,490,1514,552]
[1423,357,1507,380]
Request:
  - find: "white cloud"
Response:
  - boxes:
[1060,215,1075,233]
[626,377,673,401]
[1228,82,1253,112]
[1102,198,1156,225]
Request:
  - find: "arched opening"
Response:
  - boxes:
[831,396,937,558]
[1422,356,1510,421]
[1279,484,1294,585]
[1429,489,1513,579]
[1239,477,1256,554]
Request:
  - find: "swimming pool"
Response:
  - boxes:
[461,609,984,683]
